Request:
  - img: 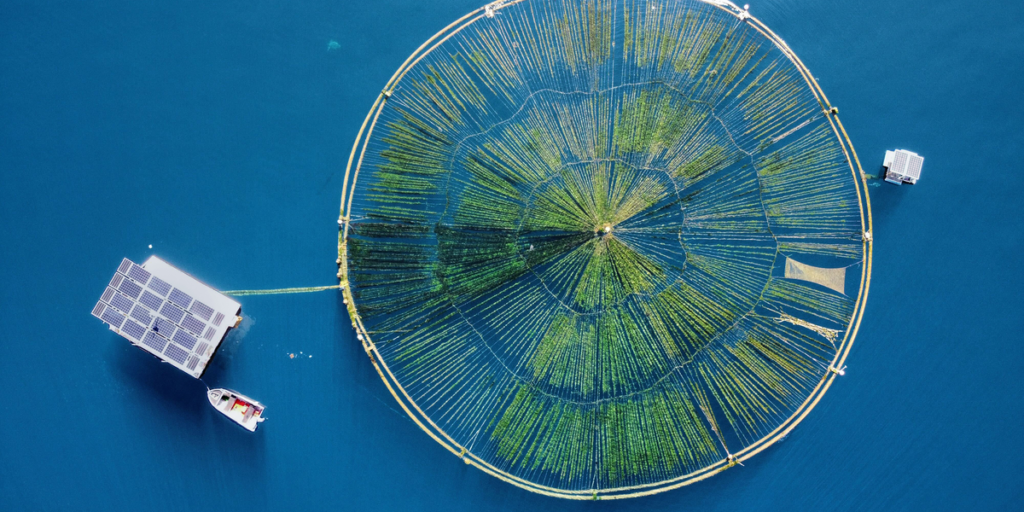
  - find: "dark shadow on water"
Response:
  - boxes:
[866,169,907,215]
[108,338,207,420]
[105,334,268,499]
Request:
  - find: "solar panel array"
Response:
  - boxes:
[92,258,234,378]
[888,149,925,184]
[904,153,924,180]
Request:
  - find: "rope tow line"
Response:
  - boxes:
[222,285,342,296]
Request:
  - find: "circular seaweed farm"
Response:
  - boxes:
[338,0,872,499]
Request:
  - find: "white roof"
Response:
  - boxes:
[91,256,241,378]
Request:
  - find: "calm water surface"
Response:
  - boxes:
[1,0,1022,510]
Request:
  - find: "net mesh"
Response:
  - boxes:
[784,258,847,295]
[338,0,871,498]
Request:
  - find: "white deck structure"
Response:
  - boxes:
[208,388,266,432]
[883,149,924,185]
[92,256,241,378]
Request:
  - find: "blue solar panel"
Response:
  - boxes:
[160,302,185,323]
[110,292,134,313]
[118,279,142,299]
[172,329,197,351]
[164,343,188,365]
[181,314,205,336]
[129,304,152,325]
[139,290,163,311]
[152,317,176,338]
[148,276,171,297]
[128,264,151,284]
[168,288,193,308]
[101,308,125,328]
[98,257,234,376]
[190,300,214,321]
[142,331,167,352]
[122,320,146,340]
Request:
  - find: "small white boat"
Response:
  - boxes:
[208,388,266,432]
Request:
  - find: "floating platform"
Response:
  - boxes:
[91,256,241,378]
[883,149,924,185]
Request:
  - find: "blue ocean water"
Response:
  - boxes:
[1,0,1021,510]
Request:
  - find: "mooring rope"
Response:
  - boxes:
[222,285,341,296]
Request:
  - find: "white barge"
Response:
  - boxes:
[91,256,241,378]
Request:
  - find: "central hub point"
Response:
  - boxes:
[513,159,687,315]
